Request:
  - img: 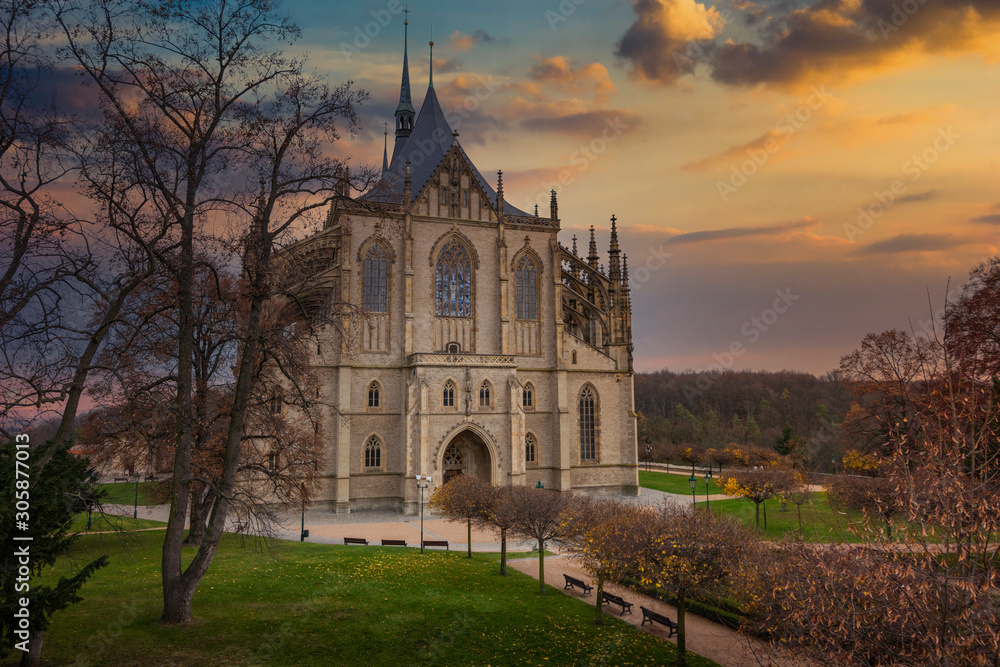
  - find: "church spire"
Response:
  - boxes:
[428,38,434,88]
[608,214,621,282]
[587,225,599,270]
[392,14,415,163]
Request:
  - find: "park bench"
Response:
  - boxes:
[640,606,677,638]
[562,574,593,596]
[343,537,368,546]
[601,591,633,615]
[113,477,129,483]
[422,540,449,550]
[381,539,407,546]
[144,475,157,482]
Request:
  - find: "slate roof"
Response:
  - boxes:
[365,85,531,217]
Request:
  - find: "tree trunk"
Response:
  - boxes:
[538,539,546,595]
[184,482,207,545]
[20,629,42,667]
[499,527,507,576]
[754,502,761,531]
[676,592,687,667]
[467,518,472,558]
[595,574,605,625]
[763,499,767,530]
[797,503,802,532]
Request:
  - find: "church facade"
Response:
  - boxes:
[284,28,638,513]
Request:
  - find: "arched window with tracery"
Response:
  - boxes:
[435,238,472,317]
[443,380,456,408]
[363,243,388,313]
[367,381,381,409]
[522,383,534,410]
[579,385,598,462]
[364,435,382,470]
[516,255,538,320]
[443,443,463,465]
[525,433,536,465]
[479,381,492,408]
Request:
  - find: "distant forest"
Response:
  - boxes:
[634,369,854,472]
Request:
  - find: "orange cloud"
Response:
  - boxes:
[528,56,616,104]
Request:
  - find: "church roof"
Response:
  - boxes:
[366,80,530,217]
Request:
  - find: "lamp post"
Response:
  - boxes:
[416,474,432,554]
[689,474,697,507]
[643,443,652,472]
[536,480,544,489]
[133,473,139,520]
[300,483,308,541]
[704,472,711,511]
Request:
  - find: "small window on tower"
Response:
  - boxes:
[523,383,534,410]
[462,190,468,206]
[441,188,448,205]
[479,381,492,408]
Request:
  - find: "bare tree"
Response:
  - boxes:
[509,485,569,595]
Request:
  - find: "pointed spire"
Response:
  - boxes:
[428,39,434,88]
[496,170,504,219]
[623,254,630,288]
[550,189,558,220]
[587,225,599,270]
[392,16,415,163]
[534,204,538,217]
[571,235,578,256]
[608,214,621,282]
[381,123,389,179]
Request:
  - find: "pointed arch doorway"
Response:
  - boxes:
[440,429,494,485]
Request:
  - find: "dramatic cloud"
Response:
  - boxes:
[521,110,640,136]
[527,56,617,103]
[855,233,968,256]
[615,0,725,83]
[449,29,494,52]
[710,0,1000,89]
[616,0,1000,88]
[972,214,1000,225]
[682,128,793,171]
[664,219,818,245]
[898,191,936,204]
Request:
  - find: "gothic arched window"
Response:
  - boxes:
[363,243,388,313]
[367,381,381,409]
[523,383,534,410]
[435,239,472,317]
[364,435,382,470]
[443,380,456,408]
[443,443,463,465]
[516,255,537,320]
[525,433,536,465]
[579,385,598,462]
[479,381,492,408]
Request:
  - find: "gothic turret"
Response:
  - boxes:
[608,214,621,284]
[587,225,599,270]
[391,18,415,164]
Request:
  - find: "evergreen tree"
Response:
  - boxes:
[0,440,108,666]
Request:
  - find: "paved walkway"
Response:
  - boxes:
[510,554,796,667]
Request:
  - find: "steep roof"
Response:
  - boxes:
[366,86,530,217]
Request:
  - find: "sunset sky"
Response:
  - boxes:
[290,0,999,375]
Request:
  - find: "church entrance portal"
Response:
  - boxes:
[440,430,492,484]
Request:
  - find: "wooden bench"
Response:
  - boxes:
[640,606,677,637]
[422,540,449,550]
[601,591,633,615]
[144,475,157,482]
[381,539,407,547]
[113,477,129,483]
[343,537,368,546]
[562,574,593,596]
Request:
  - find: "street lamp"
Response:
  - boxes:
[704,472,711,511]
[536,480,544,489]
[643,443,652,472]
[689,474,697,507]
[300,483,309,541]
[416,474,432,554]
[133,474,139,520]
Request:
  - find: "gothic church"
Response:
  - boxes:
[284,24,638,513]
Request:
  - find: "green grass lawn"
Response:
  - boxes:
[639,469,719,496]
[96,481,165,506]
[692,495,867,543]
[32,531,718,667]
